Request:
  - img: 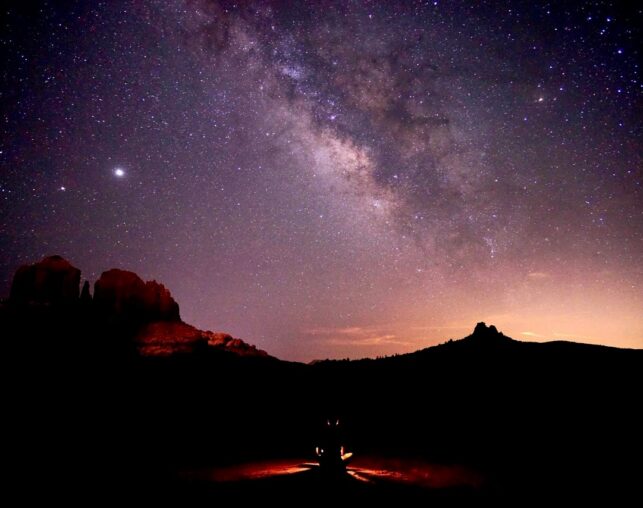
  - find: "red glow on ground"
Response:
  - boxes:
[183,456,483,490]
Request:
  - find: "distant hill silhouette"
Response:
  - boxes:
[2,256,641,504]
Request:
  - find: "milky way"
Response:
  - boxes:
[1,1,641,359]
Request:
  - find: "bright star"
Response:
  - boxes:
[114,167,125,178]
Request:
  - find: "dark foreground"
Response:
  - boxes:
[2,271,641,504]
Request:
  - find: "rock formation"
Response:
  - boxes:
[473,322,500,336]
[204,330,269,357]
[135,321,269,357]
[9,255,81,304]
[5,255,269,359]
[80,280,92,303]
[93,269,180,323]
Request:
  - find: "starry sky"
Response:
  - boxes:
[1,1,641,360]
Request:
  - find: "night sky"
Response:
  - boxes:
[1,1,641,360]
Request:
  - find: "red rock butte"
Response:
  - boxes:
[8,255,268,358]
[10,255,81,304]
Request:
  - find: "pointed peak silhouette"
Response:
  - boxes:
[473,322,500,336]
[462,321,512,347]
[464,321,512,342]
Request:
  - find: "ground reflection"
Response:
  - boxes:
[184,456,482,491]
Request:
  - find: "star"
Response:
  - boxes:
[0,0,640,360]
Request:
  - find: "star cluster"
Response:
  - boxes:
[1,1,641,359]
